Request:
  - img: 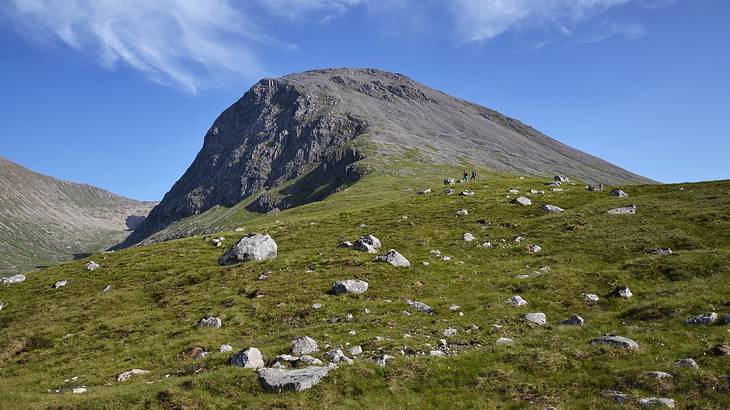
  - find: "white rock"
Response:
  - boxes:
[443,327,457,337]
[348,346,363,356]
[85,261,99,271]
[219,344,233,352]
[524,312,546,326]
[197,316,222,328]
[219,233,277,265]
[117,369,150,382]
[0,274,25,285]
[257,366,333,392]
[506,295,529,307]
[292,336,319,355]
[462,233,476,242]
[607,204,637,215]
[496,337,514,345]
[584,293,600,302]
[230,348,265,369]
[455,208,469,216]
[541,204,564,213]
[375,249,411,267]
[638,397,675,408]
[331,279,369,295]
[513,197,532,206]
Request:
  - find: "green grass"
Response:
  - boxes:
[1,167,729,409]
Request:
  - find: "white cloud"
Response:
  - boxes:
[6,0,268,94]
[451,0,636,42]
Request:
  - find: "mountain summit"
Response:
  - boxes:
[123,68,650,246]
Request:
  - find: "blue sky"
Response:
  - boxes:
[1,0,728,201]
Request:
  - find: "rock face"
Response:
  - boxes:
[257,366,333,392]
[219,234,277,265]
[331,279,368,295]
[119,68,651,246]
[0,156,156,273]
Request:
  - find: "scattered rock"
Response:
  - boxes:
[299,355,323,365]
[460,190,475,196]
[462,233,476,242]
[708,344,730,356]
[588,184,604,192]
[373,354,393,367]
[312,303,323,309]
[607,204,637,215]
[338,241,354,248]
[496,337,514,345]
[506,295,529,307]
[512,196,532,206]
[85,261,99,271]
[406,299,434,314]
[219,344,233,353]
[197,316,222,328]
[417,188,431,194]
[117,369,150,382]
[444,188,455,195]
[455,208,469,216]
[257,366,333,392]
[508,188,520,194]
[685,312,718,325]
[646,371,673,379]
[444,178,455,185]
[554,175,569,182]
[102,285,112,292]
[591,334,639,350]
[560,315,585,326]
[71,387,87,394]
[479,241,492,248]
[525,244,542,253]
[348,346,362,356]
[52,279,68,289]
[524,312,546,326]
[610,189,629,198]
[584,293,600,303]
[638,397,675,408]
[331,279,369,295]
[219,233,277,265]
[430,350,446,357]
[354,235,382,253]
[449,304,460,312]
[610,286,633,298]
[292,336,319,355]
[541,204,564,213]
[326,349,353,364]
[650,248,673,256]
[0,274,25,285]
[443,327,457,337]
[674,358,698,368]
[546,182,562,187]
[375,249,411,267]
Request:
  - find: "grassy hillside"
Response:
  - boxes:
[0,167,728,409]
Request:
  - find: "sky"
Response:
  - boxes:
[0,0,728,201]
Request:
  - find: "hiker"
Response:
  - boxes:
[463,170,469,182]
[471,169,477,181]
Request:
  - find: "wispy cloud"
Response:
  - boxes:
[6,0,269,94]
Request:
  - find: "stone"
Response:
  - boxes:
[460,190,475,196]
[292,336,319,355]
[219,344,233,353]
[546,181,562,187]
[674,358,698,368]
[417,188,431,194]
[479,241,492,248]
[0,302,4,311]
[584,293,600,302]
[331,279,368,295]
[591,334,639,350]
[52,279,68,289]
[650,248,673,256]
[117,369,150,382]
[506,295,528,307]
[85,261,100,271]
[514,236,525,243]
[102,285,112,292]
[0,274,25,285]
[406,299,434,314]
[462,233,476,242]
[524,312,546,326]
[638,397,675,408]
[219,233,277,265]
[526,244,542,253]
[443,327,457,337]
[444,178,455,185]
[455,208,468,216]
[430,350,446,357]
[508,188,520,194]
[444,188,455,195]
[541,204,564,213]
[611,286,633,298]
[348,346,363,356]
[354,235,381,253]
[496,337,514,345]
[449,304,460,312]
[685,312,718,325]
[256,366,333,392]
[607,204,637,215]
[375,249,411,267]
[588,183,604,192]
[326,349,353,364]
[299,355,324,365]
[554,175,569,182]
[338,241,354,248]
[610,189,629,198]
[560,315,585,326]
[373,354,393,367]
[512,196,532,206]
[430,249,441,257]
[312,303,323,309]
[197,316,222,328]
[646,371,673,380]
[72,387,87,394]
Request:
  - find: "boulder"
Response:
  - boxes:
[338,241,354,249]
[674,358,698,368]
[496,337,514,345]
[417,188,431,194]
[51,279,68,289]
[354,235,381,253]
[230,348,264,369]
[506,295,528,307]
[291,336,319,355]
[197,316,222,328]
[444,188,455,195]
[455,208,468,216]
[584,293,600,303]
[219,233,277,265]
[685,312,718,325]
[219,344,233,352]
[460,190,475,196]
[638,397,675,408]
[406,299,434,314]
[512,197,532,206]
[610,189,629,198]
[462,233,476,242]
[607,204,637,215]
[117,369,150,382]
[541,204,564,213]
[375,249,411,267]
[299,355,324,365]
[1,274,26,285]
[444,178,455,185]
[443,327,457,337]
[646,371,673,379]
[554,175,569,182]
[348,346,362,356]
[526,244,542,253]
[591,334,639,350]
[610,286,633,298]
[325,349,353,364]
[331,279,368,295]
[524,312,546,326]
[650,248,673,256]
[85,261,100,271]
[560,315,585,326]
[257,366,333,392]
[588,184,604,192]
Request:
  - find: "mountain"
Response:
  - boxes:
[0,156,156,272]
[122,68,652,247]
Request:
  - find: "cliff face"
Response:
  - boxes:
[0,157,156,272]
[123,68,651,247]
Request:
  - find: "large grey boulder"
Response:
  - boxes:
[406,299,434,314]
[685,312,718,325]
[219,233,277,265]
[524,312,546,326]
[257,366,333,392]
[591,334,639,350]
[117,369,150,382]
[588,183,604,192]
[607,204,637,215]
[638,397,675,408]
[229,348,264,369]
[331,279,368,295]
[513,197,532,206]
[610,189,629,198]
[1,274,25,285]
[541,204,564,213]
[291,336,319,355]
[375,249,411,267]
[353,235,381,253]
[674,358,698,368]
[197,316,222,328]
[610,286,633,298]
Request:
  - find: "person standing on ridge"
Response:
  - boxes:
[471,169,477,181]
[463,170,469,182]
